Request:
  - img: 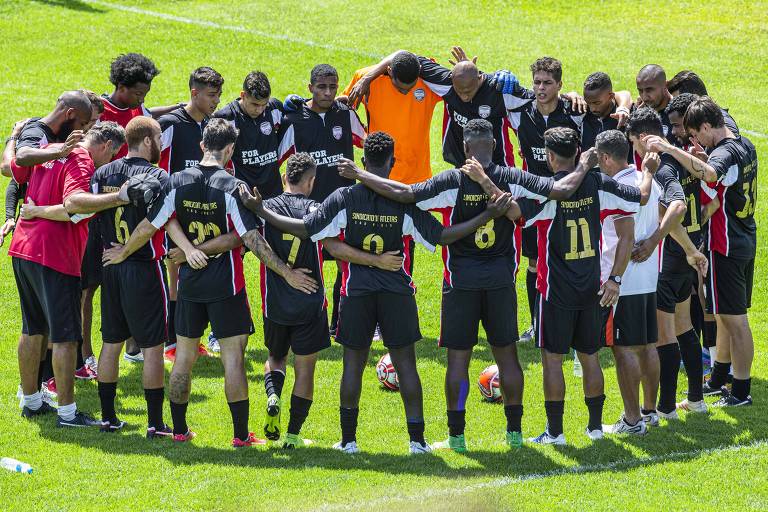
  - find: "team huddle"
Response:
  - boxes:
[3,48,757,453]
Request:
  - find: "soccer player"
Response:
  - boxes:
[581,72,633,153]
[516,127,652,444]
[635,64,676,144]
[243,131,515,454]
[643,97,757,407]
[1,122,128,427]
[103,119,317,446]
[158,66,224,360]
[666,72,740,135]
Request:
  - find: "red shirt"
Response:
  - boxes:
[8,146,94,276]
[100,96,151,159]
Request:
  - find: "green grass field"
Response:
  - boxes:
[1,1,767,510]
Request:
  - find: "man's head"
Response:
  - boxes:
[595,130,630,175]
[683,97,725,149]
[388,51,420,94]
[125,116,162,163]
[201,118,239,164]
[308,64,338,111]
[81,89,104,132]
[625,107,663,156]
[462,118,495,164]
[543,126,579,172]
[583,72,615,118]
[530,57,563,105]
[240,71,271,118]
[189,66,224,116]
[83,121,125,167]
[666,93,698,146]
[109,53,160,108]
[284,152,317,195]
[636,64,668,110]
[51,90,94,138]
[362,131,395,177]
[451,61,482,103]
[667,70,708,97]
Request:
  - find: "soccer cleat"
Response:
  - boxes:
[264,394,281,441]
[74,365,97,380]
[409,441,432,455]
[642,411,659,427]
[528,430,566,445]
[207,332,221,354]
[172,430,197,442]
[431,434,467,453]
[146,424,174,439]
[518,325,535,343]
[604,416,647,435]
[100,418,127,433]
[677,399,708,413]
[41,382,58,407]
[21,402,56,419]
[713,394,752,407]
[85,355,98,376]
[332,440,359,454]
[506,431,523,449]
[373,325,382,342]
[702,381,726,396]
[164,345,176,363]
[232,432,267,448]
[197,342,210,357]
[57,411,102,428]
[585,427,604,441]
[16,385,23,408]
[282,433,314,449]
[123,351,144,363]
[44,377,57,396]
[657,409,680,420]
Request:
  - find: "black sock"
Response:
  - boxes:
[37,359,45,389]
[331,270,342,331]
[287,395,312,436]
[447,409,466,437]
[504,404,523,433]
[702,320,717,349]
[170,400,188,435]
[657,344,681,413]
[166,300,176,347]
[526,269,537,325]
[40,348,53,385]
[677,329,704,402]
[407,419,425,444]
[584,394,605,431]
[144,387,164,428]
[544,400,564,437]
[228,399,250,441]
[710,360,731,388]
[98,381,118,423]
[264,370,285,398]
[340,407,359,445]
[76,339,85,369]
[641,408,656,416]
[731,378,751,401]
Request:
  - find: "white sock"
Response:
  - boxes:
[23,392,42,410]
[58,402,76,421]
[709,347,717,363]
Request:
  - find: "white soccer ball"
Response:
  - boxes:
[376,353,399,391]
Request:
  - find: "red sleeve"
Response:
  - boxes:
[10,159,33,185]
[62,150,94,201]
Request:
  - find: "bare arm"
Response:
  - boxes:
[20,199,71,222]
[643,135,718,183]
[337,158,415,203]
[668,219,708,276]
[346,51,402,106]
[164,218,209,269]
[323,237,403,271]
[241,229,318,294]
[15,130,85,167]
[549,148,597,200]
[599,216,634,307]
[631,199,686,263]
[238,184,309,238]
[701,196,720,225]
[440,193,518,245]
[102,218,158,266]
[168,231,242,265]
[637,153,658,206]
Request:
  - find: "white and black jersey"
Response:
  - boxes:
[158,107,207,174]
[581,103,634,163]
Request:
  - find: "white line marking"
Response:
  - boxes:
[742,129,767,138]
[317,440,768,511]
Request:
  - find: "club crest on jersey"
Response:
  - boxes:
[332,126,343,140]
[662,124,669,136]
[413,88,425,101]
[478,105,491,118]
[260,121,272,135]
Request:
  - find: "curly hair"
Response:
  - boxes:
[463,118,493,142]
[243,71,271,99]
[666,92,698,118]
[285,153,316,184]
[363,131,395,167]
[625,107,663,137]
[543,127,579,159]
[530,57,562,82]
[109,53,160,88]
[390,51,420,84]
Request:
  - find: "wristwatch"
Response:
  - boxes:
[5,135,18,145]
[608,275,622,285]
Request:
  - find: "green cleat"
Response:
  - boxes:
[283,433,314,449]
[264,394,281,441]
[506,430,523,449]
[432,434,467,453]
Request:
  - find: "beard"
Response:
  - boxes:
[58,118,76,140]
[149,140,161,164]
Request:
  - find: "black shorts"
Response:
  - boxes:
[656,269,694,314]
[176,289,254,339]
[439,286,518,349]
[603,293,658,347]
[534,297,602,355]
[80,228,103,290]
[101,260,169,348]
[705,250,754,315]
[336,292,421,350]
[264,310,331,358]
[12,257,82,343]
[521,225,537,260]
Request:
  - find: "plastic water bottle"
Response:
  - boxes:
[1,458,33,474]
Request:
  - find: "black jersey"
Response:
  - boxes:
[722,109,739,136]
[277,100,365,202]
[261,193,325,325]
[91,157,169,261]
[706,136,757,259]
[158,108,207,174]
[519,170,641,309]
[17,118,60,149]
[149,164,261,302]
[304,184,443,296]
[214,98,284,199]
[581,104,634,163]
[411,165,553,290]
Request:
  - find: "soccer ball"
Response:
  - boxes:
[478,364,502,402]
[376,353,399,391]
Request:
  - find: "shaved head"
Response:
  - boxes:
[637,64,666,84]
[57,90,93,116]
[636,64,670,111]
[451,61,482,103]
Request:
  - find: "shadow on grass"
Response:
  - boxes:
[31,0,106,13]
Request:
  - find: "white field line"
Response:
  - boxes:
[317,439,768,511]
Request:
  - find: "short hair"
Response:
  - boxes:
[637,64,666,83]
[202,118,238,152]
[390,51,420,84]
[310,64,338,85]
[583,72,612,93]
[463,118,493,142]
[625,107,663,137]
[57,90,93,116]
[109,53,160,88]
[667,70,708,96]
[363,131,395,167]
[683,97,724,131]
[530,57,562,82]
[79,89,104,114]
[125,116,160,150]
[285,153,316,185]
[189,66,224,91]
[595,130,629,161]
[666,92,698,118]
[243,71,271,99]
[543,127,579,159]
[85,121,126,148]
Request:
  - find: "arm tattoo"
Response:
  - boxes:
[242,229,290,277]
[169,372,191,403]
